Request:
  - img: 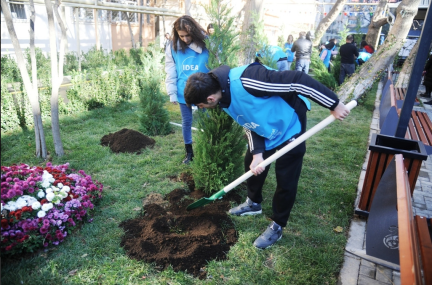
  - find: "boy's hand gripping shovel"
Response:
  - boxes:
[187,100,357,210]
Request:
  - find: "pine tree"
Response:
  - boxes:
[191,0,245,194]
[137,44,171,136]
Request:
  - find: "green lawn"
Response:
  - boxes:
[1,82,377,285]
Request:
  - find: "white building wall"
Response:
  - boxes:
[1,3,112,57]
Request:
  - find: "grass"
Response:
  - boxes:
[1,82,377,285]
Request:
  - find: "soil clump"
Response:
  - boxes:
[100,128,155,154]
[119,174,242,279]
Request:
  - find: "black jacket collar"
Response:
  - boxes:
[209,65,231,108]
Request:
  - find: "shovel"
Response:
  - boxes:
[187,100,357,211]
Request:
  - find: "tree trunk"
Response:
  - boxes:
[45,0,65,156]
[126,12,135,49]
[185,0,191,15]
[94,9,100,50]
[395,40,419,88]
[240,0,265,65]
[338,0,421,103]
[365,0,389,50]
[1,0,47,158]
[74,8,81,71]
[138,0,143,47]
[313,0,347,47]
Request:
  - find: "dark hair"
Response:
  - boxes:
[361,40,367,48]
[172,15,207,53]
[346,35,354,41]
[287,34,293,44]
[207,23,214,30]
[184,73,221,106]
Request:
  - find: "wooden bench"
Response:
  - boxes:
[395,154,432,285]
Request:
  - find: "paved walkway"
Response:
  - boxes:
[337,82,432,285]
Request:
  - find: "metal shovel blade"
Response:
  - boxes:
[186,189,226,210]
[186,100,357,211]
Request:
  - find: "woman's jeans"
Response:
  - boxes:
[179,103,193,144]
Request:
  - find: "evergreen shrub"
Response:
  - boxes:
[192,108,245,193]
[137,45,171,136]
[310,50,338,90]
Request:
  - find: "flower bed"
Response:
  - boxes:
[1,163,103,256]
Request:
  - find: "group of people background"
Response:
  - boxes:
[163,15,350,249]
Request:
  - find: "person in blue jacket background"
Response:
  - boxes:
[257,45,289,71]
[183,62,350,249]
[319,39,337,71]
[165,15,209,164]
[284,35,295,70]
[356,41,373,66]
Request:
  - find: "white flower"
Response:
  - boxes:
[62,186,70,193]
[32,201,41,210]
[37,210,46,218]
[57,183,64,188]
[0,203,3,211]
[45,188,53,193]
[15,197,28,209]
[41,203,53,211]
[46,192,55,202]
[24,196,37,205]
[4,201,17,211]
[41,181,51,188]
[37,191,45,198]
[52,186,59,192]
[59,190,68,199]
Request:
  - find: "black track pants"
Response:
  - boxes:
[244,140,305,227]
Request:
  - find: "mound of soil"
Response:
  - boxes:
[119,181,242,279]
[100,128,155,154]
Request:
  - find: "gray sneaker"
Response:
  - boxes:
[228,197,262,216]
[253,222,282,249]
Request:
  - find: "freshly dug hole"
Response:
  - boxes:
[119,187,241,278]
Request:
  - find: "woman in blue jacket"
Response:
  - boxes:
[284,35,294,69]
[165,15,209,164]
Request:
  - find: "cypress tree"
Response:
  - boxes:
[137,44,171,136]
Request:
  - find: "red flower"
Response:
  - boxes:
[15,212,22,220]
[5,245,13,251]
[1,219,9,229]
[41,199,48,204]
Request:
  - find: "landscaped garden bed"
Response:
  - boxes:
[1,162,103,256]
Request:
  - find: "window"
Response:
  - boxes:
[1,3,27,19]
[110,0,138,23]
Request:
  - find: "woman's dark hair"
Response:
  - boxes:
[361,40,367,48]
[184,72,221,106]
[172,15,207,53]
[287,34,293,44]
[207,23,214,32]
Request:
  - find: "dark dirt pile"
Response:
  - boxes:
[100,128,155,154]
[119,175,242,279]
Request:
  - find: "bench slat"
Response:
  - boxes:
[411,111,429,145]
[395,154,423,285]
[408,118,420,141]
[416,112,432,146]
[415,216,432,285]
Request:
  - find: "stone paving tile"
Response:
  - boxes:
[359,265,375,279]
[375,265,393,283]
[358,274,391,285]
[338,253,361,285]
